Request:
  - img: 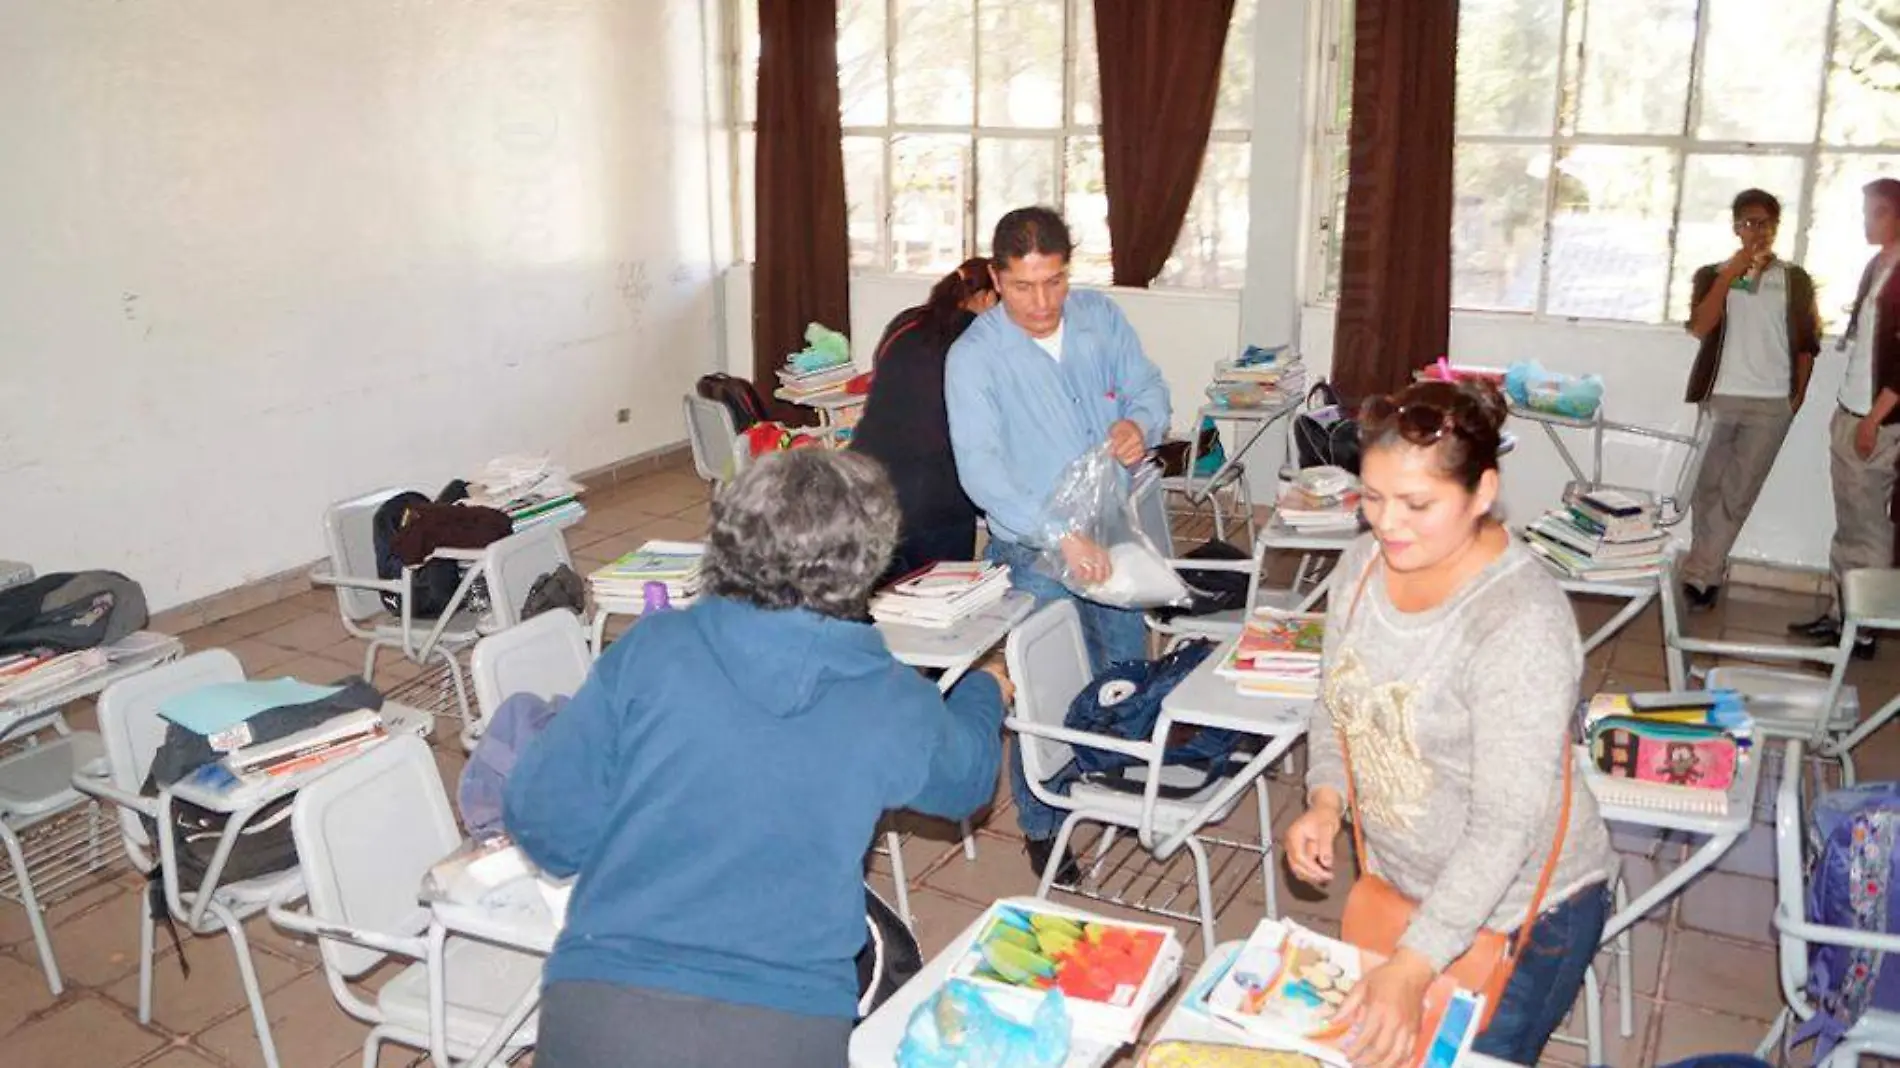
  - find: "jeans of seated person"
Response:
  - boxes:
[985,536,1147,843]
[1470,881,1612,1065]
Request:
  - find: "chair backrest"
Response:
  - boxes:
[324,487,404,623]
[96,649,245,859]
[1655,549,1691,690]
[1131,466,1174,557]
[469,609,593,720]
[480,524,576,630]
[291,734,459,979]
[684,395,741,485]
[1004,600,1096,783]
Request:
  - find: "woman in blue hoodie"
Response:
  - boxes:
[504,449,1009,1068]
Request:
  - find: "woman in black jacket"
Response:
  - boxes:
[852,258,998,584]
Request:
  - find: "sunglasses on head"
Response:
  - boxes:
[1366,398,1456,446]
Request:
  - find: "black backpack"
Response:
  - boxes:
[696,373,771,432]
[1293,380,1361,474]
[372,490,464,619]
[856,884,922,1018]
[1149,539,1252,623]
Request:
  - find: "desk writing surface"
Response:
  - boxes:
[1160,638,1312,736]
[876,590,1035,669]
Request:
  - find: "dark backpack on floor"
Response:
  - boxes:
[696,373,771,433]
[856,884,922,1019]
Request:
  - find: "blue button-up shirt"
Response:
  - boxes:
[944,290,1171,546]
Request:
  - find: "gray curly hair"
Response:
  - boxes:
[701,449,900,620]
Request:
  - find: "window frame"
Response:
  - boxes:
[1305,0,1898,326]
[727,0,1255,290]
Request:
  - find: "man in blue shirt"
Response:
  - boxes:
[945,206,1172,878]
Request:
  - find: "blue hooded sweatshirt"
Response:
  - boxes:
[502,595,1005,1020]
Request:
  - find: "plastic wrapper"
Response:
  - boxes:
[1037,446,1192,609]
[1503,361,1604,420]
[896,980,1070,1068]
[789,322,852,375]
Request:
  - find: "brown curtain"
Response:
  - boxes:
[753,0,850,414]
[1094,0,1236,288]
[1331,0,1458,402]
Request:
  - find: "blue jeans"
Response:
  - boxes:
[986,537,1147,841]
[1470,881,1613,1065]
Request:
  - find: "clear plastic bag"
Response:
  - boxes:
[896,980,1070,1068]
[1036,446,1191,609]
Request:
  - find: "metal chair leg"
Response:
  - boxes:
[883,829,912,927]
[0,820,62,996]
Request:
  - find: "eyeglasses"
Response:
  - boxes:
[1736,217,1778,231]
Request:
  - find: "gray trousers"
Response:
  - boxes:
[535,981,852,1068]
[1681,396,1795,589]
[1829,405,1900,614]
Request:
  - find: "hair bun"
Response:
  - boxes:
[1453,378,1509,436]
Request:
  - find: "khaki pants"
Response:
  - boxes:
[1829,406,1900,613]
[1682,396,1795,589]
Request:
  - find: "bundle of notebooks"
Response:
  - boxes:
[869,561,1012,629]
[946,898,1183,1046]
[1578,690,1755,817]
[1524,489,1666,583]
[1214,347,1308,400]
[182,708,391,795]
[589,541,705,605]
[1201,918,1483,1068]
[1215,609,1324,697]
[776,360,857,399]
[0,648,110,705]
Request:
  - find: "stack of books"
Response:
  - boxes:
[1524,489,1666,583]
[776,360,856,401]
[1215,609,1325,697]
[503,493,583,532]
[225,709,389,784]
[869,561,1012,629]
[589,541,705,606]
[1202,917,1484,1067]
[1273,482,1361,535]
[467,456,585,531]
[0,648,110,705]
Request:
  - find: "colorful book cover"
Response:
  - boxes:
[1206,919,1480,1068]
[1237,612,1325,657]
[949,900,1182,1043]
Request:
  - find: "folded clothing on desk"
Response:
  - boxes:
[150,676,384,788]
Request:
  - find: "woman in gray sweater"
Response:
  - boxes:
[1282,379,1616,1067]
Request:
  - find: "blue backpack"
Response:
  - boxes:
[1062,639,1244,797]
[1794,781,1900,1059]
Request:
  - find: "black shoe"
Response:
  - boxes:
[1025,837,1081,885]
[1789,614,1842,639]
[1684,584,1721,613]
[1855,635,1879,661]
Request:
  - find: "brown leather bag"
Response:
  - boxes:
[1332,557,1574,1030]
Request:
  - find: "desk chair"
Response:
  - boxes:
[1761,739,1900,1066]
[685,395,745,487]
[1657,552,1861,778]
[268,735,543,1068]
[73,651,300,1068]
[1005,600,1276,958]
[469,610,592,722]
[313,490,571,749]
[0,721,108,996]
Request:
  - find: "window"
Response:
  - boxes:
[1311,0,1900,328]
[730,0,1256,288]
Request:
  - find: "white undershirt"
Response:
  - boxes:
[1711,263,1791,400]
[1841,261,1896,416]
[1031,321,1065,363]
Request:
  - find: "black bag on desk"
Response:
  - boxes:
[0,571,148,655]
[1292,381,1361,474]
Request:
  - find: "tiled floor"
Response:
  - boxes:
[7,458,1900,1067]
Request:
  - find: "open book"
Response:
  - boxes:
[1205,918,1483,1068]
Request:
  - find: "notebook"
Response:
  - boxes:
[1581,748,1731,817]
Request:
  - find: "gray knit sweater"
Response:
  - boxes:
[1307,534,1617,970]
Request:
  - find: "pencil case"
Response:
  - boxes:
[1588,717,1737,791]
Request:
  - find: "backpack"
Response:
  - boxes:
[1063,640,1245,798]
[1293,381,1360,474]
[857,884,922,1019]
[1794,781,1900,1059]
[372,486,511,619]
[696,372,771,433]
[1149,540,1252,623]
[0,571,149,655]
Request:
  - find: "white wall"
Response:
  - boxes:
[0,0,727,610]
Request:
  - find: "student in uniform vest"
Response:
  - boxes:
[1791,177,1900,658]
[1678,189,1820,614]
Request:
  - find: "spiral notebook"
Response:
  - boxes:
[1580,748,1731,817]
